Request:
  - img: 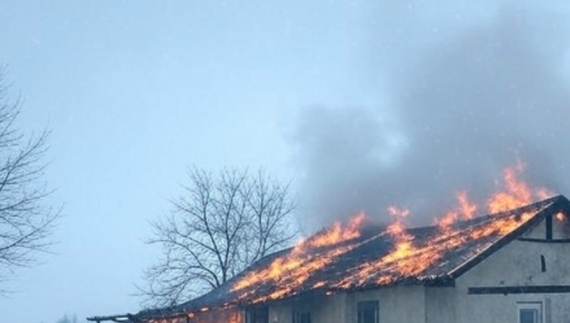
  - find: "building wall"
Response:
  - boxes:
[344,286,426,323]
[268,293,346,323]
[265,285,425,323]
[425,286,456,323]
[186,308,242,323]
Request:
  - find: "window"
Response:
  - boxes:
[517,302,542,323]
[292,311,311,323]
[245,307,268,323]
[357,300,379,323]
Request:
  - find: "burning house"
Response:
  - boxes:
[89,187,570,323]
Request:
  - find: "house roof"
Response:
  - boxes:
[91,195,570,322]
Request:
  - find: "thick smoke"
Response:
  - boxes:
[291,2,570,229]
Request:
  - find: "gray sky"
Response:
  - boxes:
[293,1,570,227]
[1,1,570,323]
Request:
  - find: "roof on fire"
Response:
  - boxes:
[90,195,570,322]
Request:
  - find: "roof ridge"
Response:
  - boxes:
[404,194,563,233]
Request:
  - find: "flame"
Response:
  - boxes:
[304,212,365,248]
[230,214,365,302]
[437,191,477,229]
[486,162,548,213]
[223,161,553,308]
[229,312,241,323]
[383,206,414,263]
[335,162,552,289]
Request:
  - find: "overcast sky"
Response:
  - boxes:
[1,1,570,323]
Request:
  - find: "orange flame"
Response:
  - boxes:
[229,312,241,323]
[303,212,365,248]
[383,206,415,263]
[231,214,365,301]
[486,162,546,213]
[437,191,477,229]
[226,161,553,307]
[334,162,553,289]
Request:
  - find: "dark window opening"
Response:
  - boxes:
[357,300,379,323]
[546,214,553,240]
[540,255,546,272]
[292,311,311,323]
[518,302,542,323]
[246,307,269,323]
[520,309,539,323]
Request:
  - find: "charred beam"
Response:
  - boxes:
[546,214,553,240]
[517,238,570,243]
[86,314,133,322]
[423,277,455,287]
[468,285,570,295]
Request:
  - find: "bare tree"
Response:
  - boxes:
[0,68,59,287]
[140,167,297,307]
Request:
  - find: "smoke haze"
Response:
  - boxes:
[291,1,570,229]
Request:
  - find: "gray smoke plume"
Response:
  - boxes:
[291,1,570,229]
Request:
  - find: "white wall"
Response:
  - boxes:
[268,293,346,323]
[265,285,425,323]
[345,286,426,323]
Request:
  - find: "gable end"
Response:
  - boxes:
[446,195,570,281]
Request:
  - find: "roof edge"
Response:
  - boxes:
[86,314,138,323]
